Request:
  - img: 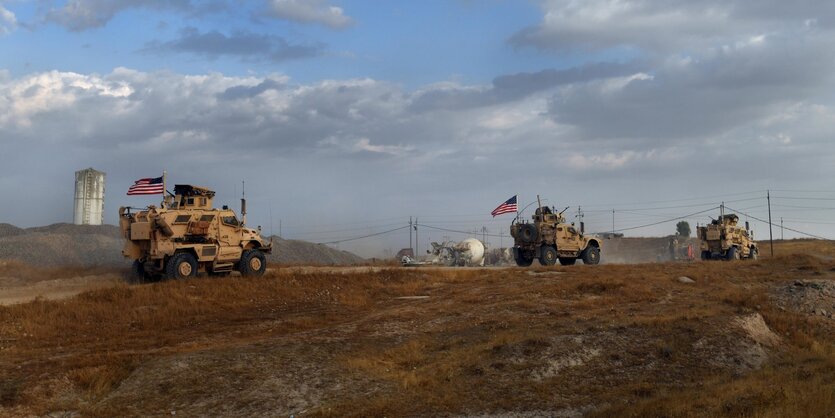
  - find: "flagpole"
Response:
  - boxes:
[162,170,167,208]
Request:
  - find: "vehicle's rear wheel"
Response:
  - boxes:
[727,246,740,261]
[166,253,198,280]
[581,246,601,265]
[127,260,148,283]
[559,257,577,266]
[701,251,712,261]
[514,248,533,267]
[239,249,267,277]
[539,246,557,266]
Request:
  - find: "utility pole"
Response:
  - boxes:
[767,190,774,257]
[612,209,615,235]
[409,217,413,253]
[415,217,419,256]
[781,217,784,240]
[482,226,487,246]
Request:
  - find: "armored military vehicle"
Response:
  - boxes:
[119,184,272,280]
[697,213,758,260]
[510,204,602,266]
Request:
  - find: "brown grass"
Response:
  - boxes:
[0,243,834,416]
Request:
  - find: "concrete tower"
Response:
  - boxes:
[73,168,106,225]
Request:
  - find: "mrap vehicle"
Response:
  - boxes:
[697,213,758,261]
[510,204,601,266]
[119,184,272,280]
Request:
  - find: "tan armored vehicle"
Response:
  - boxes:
[697,214,758,260]
[119,184,272,280]
[510,205,601,266]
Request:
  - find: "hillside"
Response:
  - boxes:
[0,224,365,267]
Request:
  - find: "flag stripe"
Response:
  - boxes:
[491,195,518,217]
[127,176,164,195]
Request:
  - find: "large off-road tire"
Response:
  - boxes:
[539,246,558,266]
[127,260,148,283]
[701,251,712,261]
[726,246,740,261]
[514,248,533,267]
[518,224,538,244]
[559,257,577,266]
[581,246,601,265]
[749,247,758,260]
[166,252,198,280]
[239,250,267,277]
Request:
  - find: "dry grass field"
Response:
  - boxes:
[1,240,834,417]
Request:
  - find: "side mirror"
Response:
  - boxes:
[745,221,750,230]
[580,222,585,234]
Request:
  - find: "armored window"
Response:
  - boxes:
[174,215,192,224]
[222,216,240,227]
[568,227,576,234]
[200,214,215,222]
[557,227,563,232]
[186,198,194,205]
[200,198,207,206]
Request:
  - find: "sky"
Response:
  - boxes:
[1,0,834,257]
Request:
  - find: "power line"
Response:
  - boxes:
[592,206,720,234]
[724,205,829,240]
[576,190,766,209]
[416,223,506,238]
[317,225,410,245]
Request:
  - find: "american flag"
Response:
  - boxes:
[127,176,164,195]
[491,195,518,217]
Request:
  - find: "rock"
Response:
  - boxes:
[794,280,805,287]
[677,276,695,284]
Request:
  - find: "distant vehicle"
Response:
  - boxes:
[119,184,272,280]
[510,204,601,266]
[697,214,758,260]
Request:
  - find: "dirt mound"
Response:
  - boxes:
[24,223,121,238]
[267,236,366,265]
[0,223,24,238]
[774,279,835,319]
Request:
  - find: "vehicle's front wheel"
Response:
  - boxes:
[539,246,558,266]
[166,253,198,280]
[239,249,267,277]
[581,246,601,265]
[726,247,740,261]
[749,247,758,260]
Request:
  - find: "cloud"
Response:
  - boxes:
[410,62,640,112]
[0,4,16,35]
[143,27,324,62]
[546,33,835,141]
[1,62,834,246]
[510,0,835,54]
[263,0,353,29]
[44,0,196,31]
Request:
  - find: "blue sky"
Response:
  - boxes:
[1,0,834,257]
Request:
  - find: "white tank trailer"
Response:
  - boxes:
[73,168,106,225]
[425,238,486,267]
